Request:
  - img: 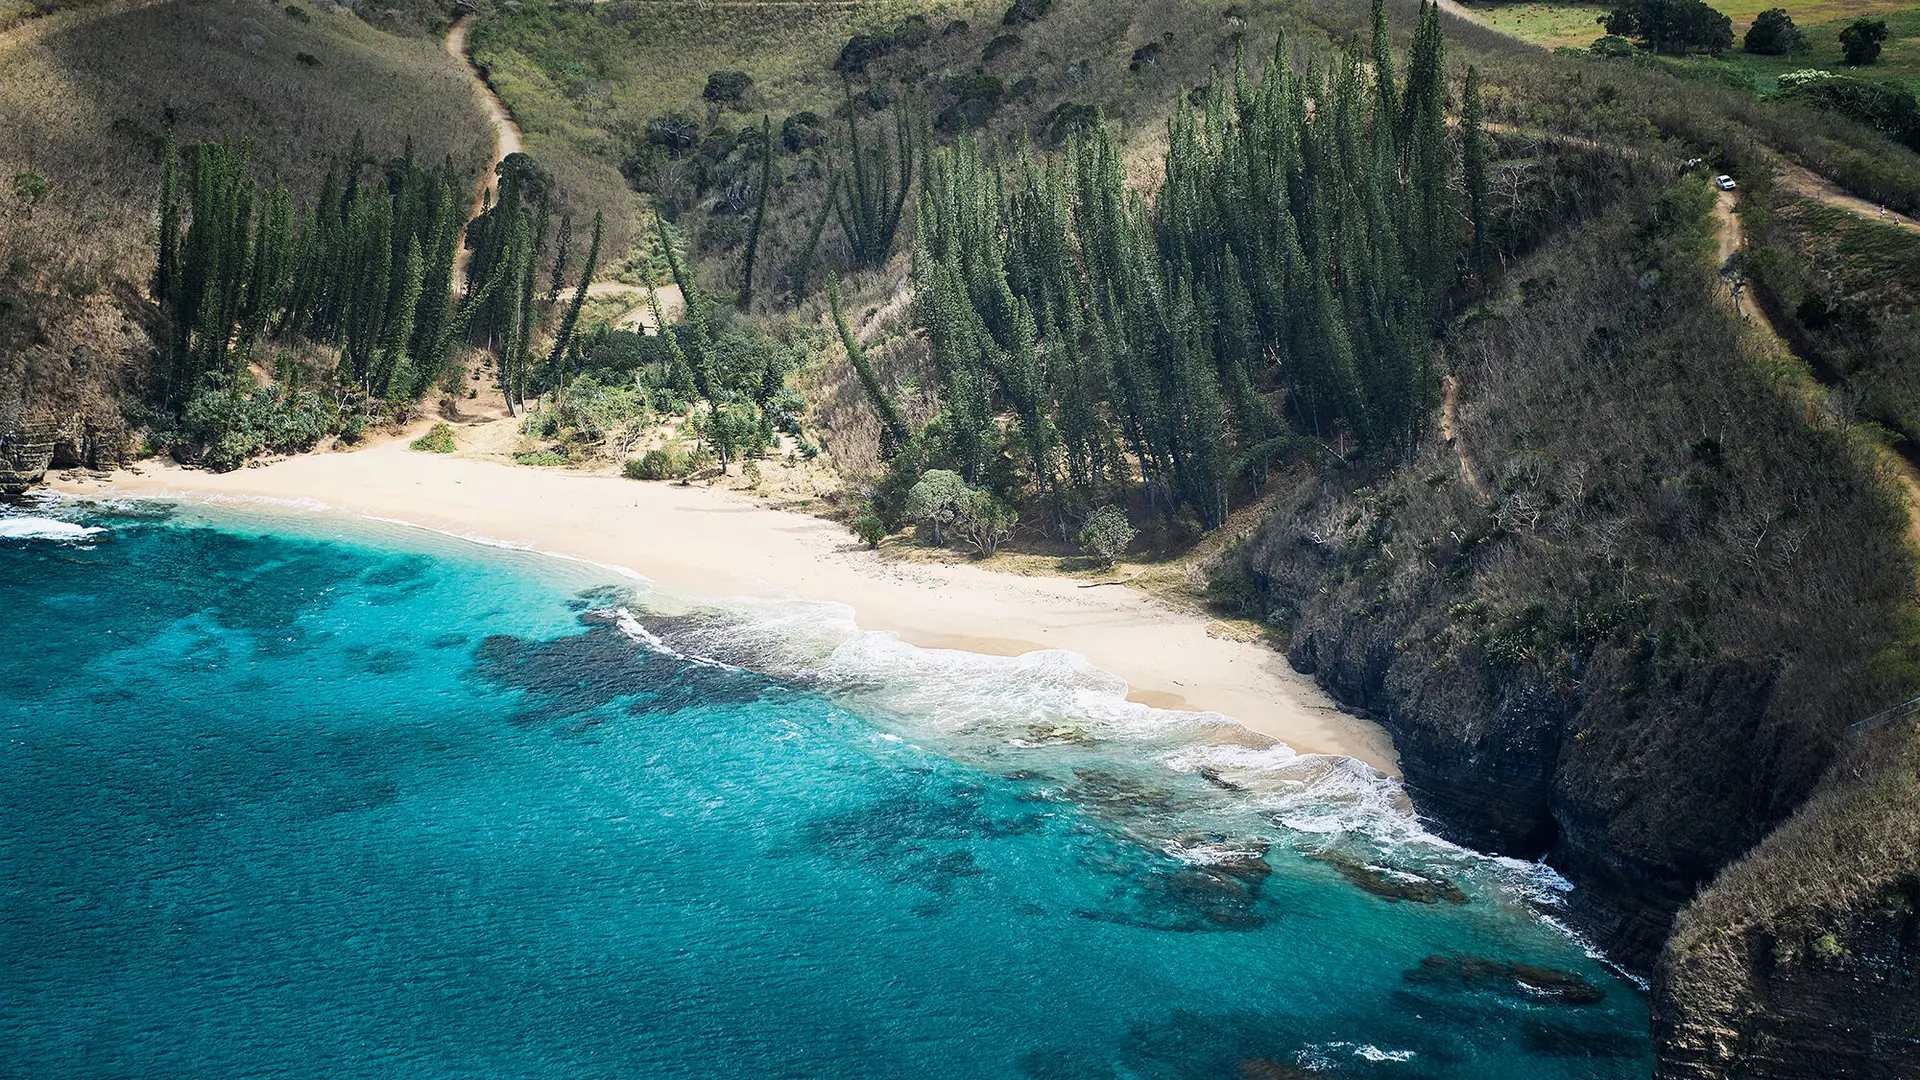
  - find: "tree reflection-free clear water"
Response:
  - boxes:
[0,502,1652,1078]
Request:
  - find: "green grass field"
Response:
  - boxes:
[1455,1,1920,93]
[1458,2,1612,49]
[1717,7,1920,94]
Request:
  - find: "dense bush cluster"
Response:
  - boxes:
[1774,74,1920,152]
[178,383,339,470]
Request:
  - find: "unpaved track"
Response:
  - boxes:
[1439,0,1920,233]
[1776,162,1920,235]
[444,14,521,210]
[586,281,685,334]
[1710,183,1920,547]
[444,13,522,289]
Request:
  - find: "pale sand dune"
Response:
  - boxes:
[54,442,1400,775]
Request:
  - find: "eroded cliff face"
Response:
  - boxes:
[1651,713,1920,1080]
[1223,195,1917,1069]
[1656,879,1920,1079]
[1282,612,1801,973]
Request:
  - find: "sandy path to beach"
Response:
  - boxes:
[54,443,1400,774]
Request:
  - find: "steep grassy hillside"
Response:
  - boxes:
[465,0,1396,300]
[1741,174,1920,448]
[0,0,490,447]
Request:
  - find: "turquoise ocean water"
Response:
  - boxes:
[0,499,1652,1078]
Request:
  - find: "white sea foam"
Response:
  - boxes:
[0,516,105,541]
[1296,1042,1418,1068]
[605,606,737,671]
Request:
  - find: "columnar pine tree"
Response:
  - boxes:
[547,213,572,303]
[546,210,602,373]
[153,136,583,409]
[837,96,916,268]
[895,18,1463,528]
[827,272,909,457]
[738,115,774,309]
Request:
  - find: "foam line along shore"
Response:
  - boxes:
[47,437,1401,776]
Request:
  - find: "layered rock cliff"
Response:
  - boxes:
[1654,718,1920,1079]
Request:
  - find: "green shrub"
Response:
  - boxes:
[625,447,693,480]
[834,32,894,74]
[982,33,1022,63]
[181,385,340,471]
[1077,505,1137,566]
[522,375,652,458]
[904,469,975,546]
[513,450,569,467]
[1002,0,1051,27]
[781,111,828,152]
[896,14,933,47]
[851,509,888,549]
[1840,18,1888,66]
[954,493,1017,556]
[1778,69,1835,90]
[1776,76,1920,152]
[410,422,456,453]
[703,70,753,106]
[1590,34,1638,58]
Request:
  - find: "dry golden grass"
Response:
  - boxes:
[0,0,490,281]
[0,0,491,438]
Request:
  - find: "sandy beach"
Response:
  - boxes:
[50,440,1399,775]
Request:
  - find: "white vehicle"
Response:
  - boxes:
[1715,174,1737,191]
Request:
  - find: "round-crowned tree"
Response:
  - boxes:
[1077,505,1137,567]
[1743,8,1806,55]
[703,71,753,107]
[1840,18,1888,65]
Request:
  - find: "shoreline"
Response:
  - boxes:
[49,441,1401,776]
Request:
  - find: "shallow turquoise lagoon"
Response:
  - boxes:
[0,500,1652,1078]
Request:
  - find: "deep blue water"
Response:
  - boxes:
[0,500,1653,1078]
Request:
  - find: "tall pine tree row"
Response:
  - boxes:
[898,14,1466,530]
[154,136,575,411]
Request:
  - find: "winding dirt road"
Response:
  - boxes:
[1439,0,1920,235]
[444,15,521,214]
[443,15,679,333]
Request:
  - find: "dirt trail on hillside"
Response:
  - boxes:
[1438,0,1920,235]
[585,281,685,334]
[1710,184,1920,547]
[1776,162,1920,234]
[444,13,523,288]
[1439,374,1485,496]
